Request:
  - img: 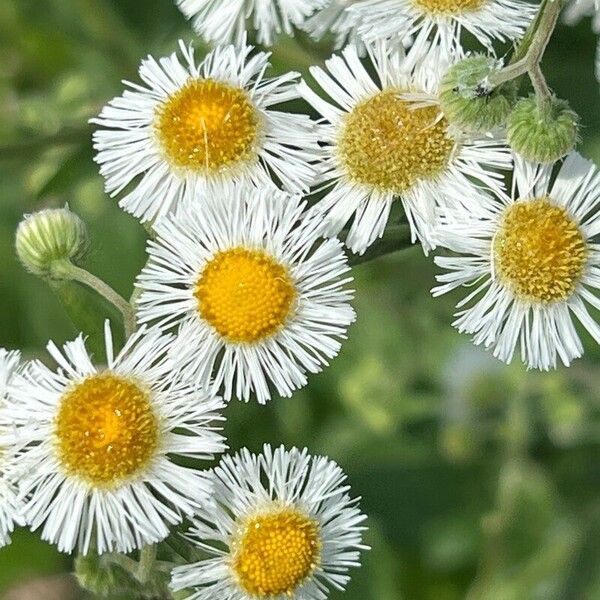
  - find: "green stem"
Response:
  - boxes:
[53,262,137,338]
[136,545,157,584]
[348,224,413,266]
[489,0,563,103]
[510,0,550,64]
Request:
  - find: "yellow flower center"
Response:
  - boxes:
[493,197,588,303]
[55,373,159,487]
[337,89,454,194]
[233,508,321,597]
[413,0,485,15]
[155,78,260,172]
[195,248,297,344]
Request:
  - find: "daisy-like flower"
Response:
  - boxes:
[170,444,367,600]
[350,0,536,52]
[0,349,21,548]
[2,322,226,554]
[136,186,355,404]
[176,0,328,46]
[92,40,319,223]
[299,42,510,255]
[433,152,600,370]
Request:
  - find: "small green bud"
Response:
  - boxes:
[15,206,89,279]
[507,96,579,163]
[439,55,516,133]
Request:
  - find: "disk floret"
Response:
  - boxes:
[493,197,587,303]
[413,0,485,15]
[233,507,321,596]
[156,79,260,173]
[56,373,159,487]
[195,247,297,344]
[338,88,455,193]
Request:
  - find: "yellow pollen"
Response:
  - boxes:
[493,197,588,303]
[156,78,260,172]
[55,373,159,486]
[337,89,454,194]
[195,247,296,344]
[233,508,321,597]
[413,0,485,15]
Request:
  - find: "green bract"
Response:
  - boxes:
[507,96,580,163]
[439,55,516,133]
[15,206,89,279]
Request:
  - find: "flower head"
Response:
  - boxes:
[350,0,536,52]
[176,0,328,45]
[92,40,320,223]
[433,152,600,369]
[136,186,355,404]
[2,322,226,554]
[299,42,510,254]
[170,445,368,600]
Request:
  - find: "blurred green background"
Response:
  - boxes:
[1,1,600,599]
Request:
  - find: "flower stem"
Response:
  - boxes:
[52,262,137,338]
[348,224,414,266]
[489,0,563,105]
[136,545,157,584]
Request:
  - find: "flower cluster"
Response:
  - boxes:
[3,0,600,598]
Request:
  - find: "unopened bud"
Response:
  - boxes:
[507,96,579,163]
[439,55,516,133]
[15,207,89,279]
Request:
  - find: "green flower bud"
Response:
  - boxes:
[507,96,579,163]
[439,55,516,133]
[15,206,89,279]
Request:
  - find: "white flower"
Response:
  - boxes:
[176,0,328,45]
[0,349,21,548]
[136,186,355,404]
[350,0,536,52]
[2,322,226,554]
[92,40,320,223]
[298,42,510,255]
[433,152,600,370]
[170,444,368,600]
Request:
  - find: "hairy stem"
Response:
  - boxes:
[489,0,563,102]
[136,545,157,584]
[53,262,137,338]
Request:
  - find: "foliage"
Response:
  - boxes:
[0,1,599,599]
